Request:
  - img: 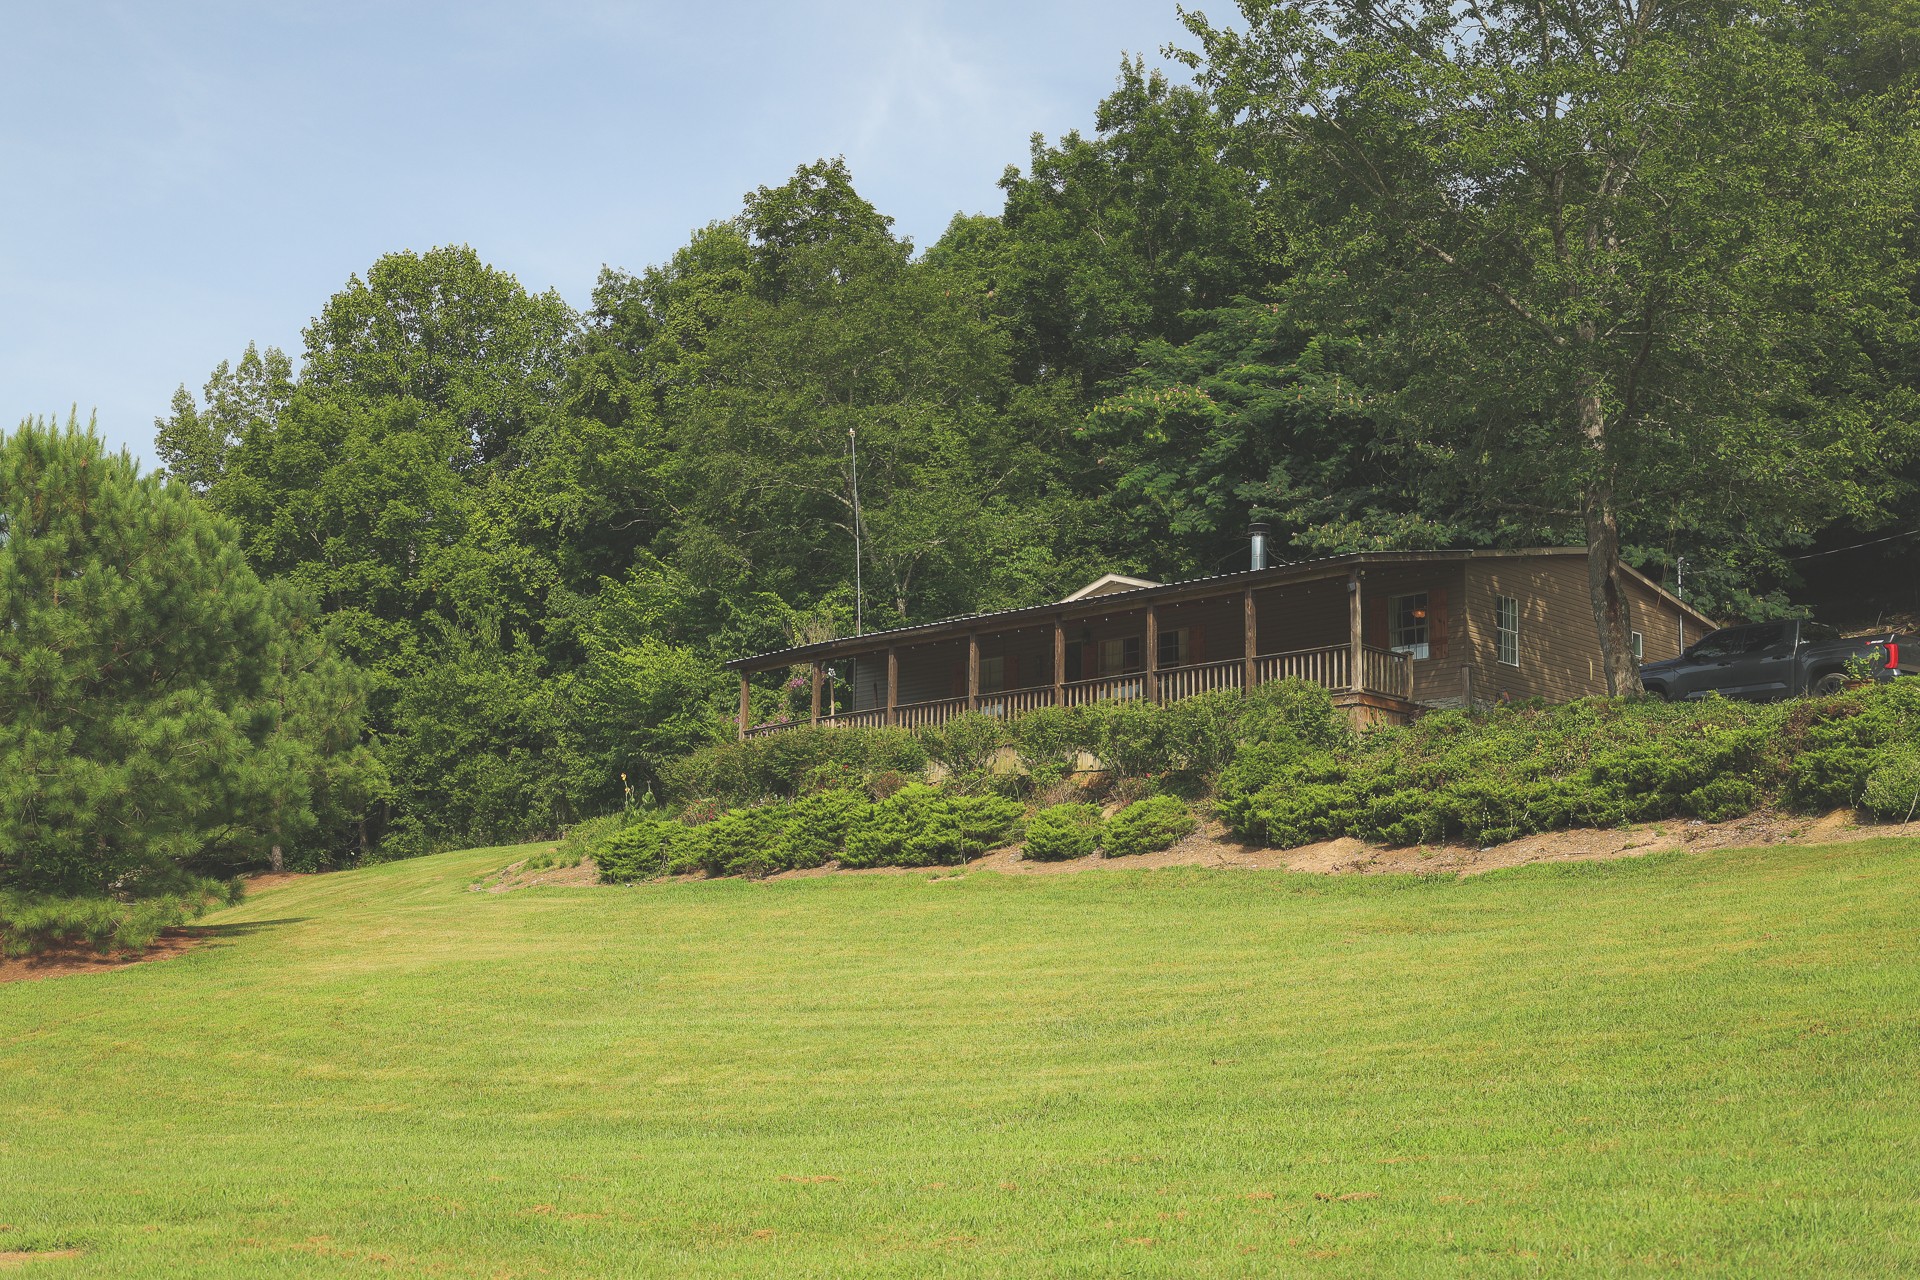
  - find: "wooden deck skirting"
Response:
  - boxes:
[740,643,1413,738]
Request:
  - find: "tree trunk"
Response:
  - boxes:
[269,843,284,873]
[1577,384,1641,696]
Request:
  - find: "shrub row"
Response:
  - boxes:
[1218,680,1920,848]
[584,784,1025,880]
[661,681,1354,807]
[1023,795,1199,861]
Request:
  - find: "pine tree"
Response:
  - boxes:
[0,417,374,893]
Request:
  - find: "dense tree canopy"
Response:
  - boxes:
[145,0,1920,857]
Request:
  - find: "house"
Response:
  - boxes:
[724,543,1715,738]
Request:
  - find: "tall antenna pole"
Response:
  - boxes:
[1675,555,1687,649]
[849,427,864,637]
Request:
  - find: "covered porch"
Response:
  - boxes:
[733,560,1434,738]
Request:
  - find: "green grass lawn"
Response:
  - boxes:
[5,841,1920,1277]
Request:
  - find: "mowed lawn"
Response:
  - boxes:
[5,842,1920,1277]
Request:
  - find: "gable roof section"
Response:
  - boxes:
[1061,573,1161,602]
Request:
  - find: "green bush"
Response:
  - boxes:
[0,874,241,958]
[1218,696,1798,849]
[921,712,1009,778]
[661,727,928,807]
[1862,748,1920,822]
[840,785,1023,868]
[769,790,868,869]
[1009,705,1081,772]
[1022,803,1104,861]
[587,815,686,881]
[1102,795,1198,858]
[1238,679,1355,752]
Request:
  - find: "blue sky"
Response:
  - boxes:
[2,1,1199,459]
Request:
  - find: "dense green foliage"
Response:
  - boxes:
[0,421,377,898]
[147,0,1920,856]
[0,876,240,958]
[1021,803,1105,861]
[1102,795,1199,858]
[663,682,1350,809]
[1220,682,1920,848]
[581,783,1022,879]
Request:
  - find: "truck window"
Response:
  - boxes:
[1689,630,1741,659]
[1741,623,1789,654]
[1800,623,1842,645]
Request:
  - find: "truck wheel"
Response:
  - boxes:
[1812,672,1848,698]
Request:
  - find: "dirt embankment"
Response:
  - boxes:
[781,807,1909,881]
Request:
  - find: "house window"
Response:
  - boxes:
[979,655,1006,693]
[1495,595,1520,666]
[1157,627,1189,669]
[1630,631,1644,662]
[1389,593,1430,660]
[1099,636,1144,676]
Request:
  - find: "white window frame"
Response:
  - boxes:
[1630,631,1644,662]
[1389,592,1431,661]
[1495,595,1520,667]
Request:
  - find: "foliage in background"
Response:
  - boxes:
[147,3,1920,857]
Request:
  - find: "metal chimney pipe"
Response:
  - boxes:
[1249,522,1271,571]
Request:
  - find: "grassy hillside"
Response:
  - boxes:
[4,842,1920,1277]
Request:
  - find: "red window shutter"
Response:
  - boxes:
[1189,626,1205,663]
[1428,589,1450,660]
[1082,642,1098,678]
[951,662,967,698]
[1365,597,1389,648]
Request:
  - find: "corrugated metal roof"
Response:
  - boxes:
[724,546,1711,671]
[726,549,1436,670]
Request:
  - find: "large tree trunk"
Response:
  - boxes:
[1577,384,1642,696]
[269,843,284,874]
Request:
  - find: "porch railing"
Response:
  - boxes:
[758,643,1415,735]
[1158,656,1245,702]
[1063,674,1147,706]
[894,696,968,731]
[979,685,1058,719]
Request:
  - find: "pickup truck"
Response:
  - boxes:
[1639,620,1916,702]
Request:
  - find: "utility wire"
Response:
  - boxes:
[1786,527,1920,561]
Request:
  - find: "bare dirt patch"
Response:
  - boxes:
[473,850,603,893]
[0,929,210,985]
[243,871,310,894]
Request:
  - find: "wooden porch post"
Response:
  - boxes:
[967,632,980,710]
[886,648,899,725]
[1145,604,1160,702]
[1052,619,1066,708]
[1348,569,1365,695]
[1243,587,1258,693]
[737,673,751,740]
[810,662,823,724]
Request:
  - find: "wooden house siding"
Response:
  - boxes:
[1459,557,1697,704]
